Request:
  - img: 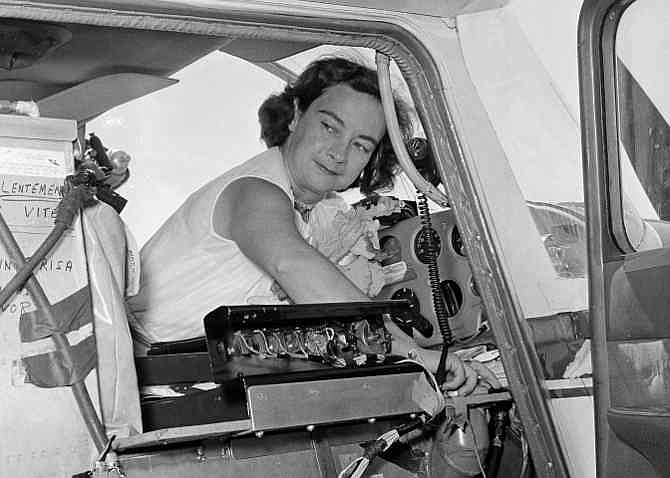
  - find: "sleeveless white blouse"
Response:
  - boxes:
[127,147,308,344]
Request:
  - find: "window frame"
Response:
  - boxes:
[2,3,571,474]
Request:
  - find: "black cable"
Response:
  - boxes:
[485,404,511,478]
[417,192,453,383]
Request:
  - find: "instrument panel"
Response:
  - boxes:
[377,209,484,347]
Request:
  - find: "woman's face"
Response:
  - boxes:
[282,83,386,203]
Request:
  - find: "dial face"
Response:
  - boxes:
[414,227,441,264]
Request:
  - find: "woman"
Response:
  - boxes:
[128,57,476,392]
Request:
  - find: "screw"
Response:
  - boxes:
[195,446,206,462]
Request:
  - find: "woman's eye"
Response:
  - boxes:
[321,122,335,134]
[355,143,371,154]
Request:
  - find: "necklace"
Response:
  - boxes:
[293,198,314,222]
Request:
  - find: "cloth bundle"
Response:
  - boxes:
[305,196,403,297]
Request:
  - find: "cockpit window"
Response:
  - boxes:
[616,0,670,252]
[458,9,589,299]
[457,7,591,380]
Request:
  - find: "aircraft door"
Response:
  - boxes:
[579,1,670,477]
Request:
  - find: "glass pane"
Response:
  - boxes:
[609,339,670,411]
[617,0,670,251]
[457,7,590,381]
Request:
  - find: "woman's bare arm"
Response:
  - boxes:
[217,178,369,303]
[215,177,469,388]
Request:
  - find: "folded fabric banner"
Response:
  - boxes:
[18,285,96,387]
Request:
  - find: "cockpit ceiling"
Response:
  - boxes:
[0,18,328,111]
[0,19,225,100]
[0,0,514,104]
[0,16,320,119]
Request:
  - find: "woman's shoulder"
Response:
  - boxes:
[235,147,283,175]
[223,147,291,197]
[191,147,286,198]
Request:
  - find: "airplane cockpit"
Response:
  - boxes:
[5,2,666,477]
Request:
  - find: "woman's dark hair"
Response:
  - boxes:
[258,56,413,195]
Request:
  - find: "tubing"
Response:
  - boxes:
[375,52,449,208]
[485,406,510,478]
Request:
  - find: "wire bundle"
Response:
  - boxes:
[337,359,446,478]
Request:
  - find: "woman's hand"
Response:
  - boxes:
[440,353,474,395]
[442,357,502,397]
[415,347,500,397]
[417,350,477,396]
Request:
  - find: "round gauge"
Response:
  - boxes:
[451,226,467,257]
[414,227,441,264]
